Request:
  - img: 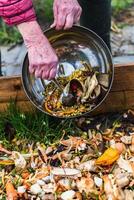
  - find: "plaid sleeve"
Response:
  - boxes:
[0,0,36,25]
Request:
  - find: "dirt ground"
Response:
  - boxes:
[111,6,134,56]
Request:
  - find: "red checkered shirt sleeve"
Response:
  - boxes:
[0,0,36,25]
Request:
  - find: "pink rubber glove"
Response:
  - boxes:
[18,21,58,80]
[51,0,82,30]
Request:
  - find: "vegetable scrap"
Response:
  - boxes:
[0,111,134,199]
[43,62,109,117]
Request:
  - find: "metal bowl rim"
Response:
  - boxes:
[21,25,114,118]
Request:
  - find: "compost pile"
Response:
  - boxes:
[43,63,109,117]
[0,111,134,200]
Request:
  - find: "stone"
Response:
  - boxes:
[0,43,26,76]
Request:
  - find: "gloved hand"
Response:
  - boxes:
[51,0,82,30]
[18,21,58,80]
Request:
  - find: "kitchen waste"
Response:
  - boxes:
[0,111,134,199]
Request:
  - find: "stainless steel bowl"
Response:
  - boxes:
[22,25,114,118]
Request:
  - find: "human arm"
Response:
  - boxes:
[0,0,58,80]
[17,21,58,80]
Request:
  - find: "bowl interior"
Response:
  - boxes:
[22,26,113,118]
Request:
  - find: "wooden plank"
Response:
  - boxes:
[94,91,134,115]
[0,101,34,112]
[0,76,28,102]
[111,63,134,92]
[0,63,134,115]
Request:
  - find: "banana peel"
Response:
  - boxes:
[95,147,119,166]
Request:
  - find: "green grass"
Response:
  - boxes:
[34,0,53,23]
[0,102,81,150]
[0,20,22,45]
[112,0,133,12]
